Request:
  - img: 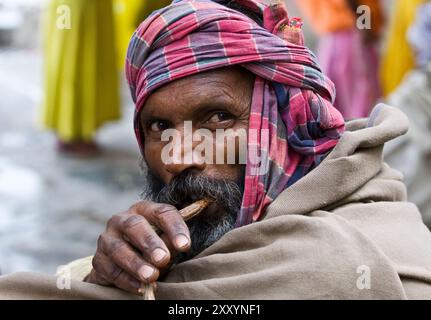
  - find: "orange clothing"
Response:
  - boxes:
[296,0,383,36]
[295,0,355,34]
[361,0,384,37]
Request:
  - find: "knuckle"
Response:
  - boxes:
[94,273,111,286]
[97,233,109,252]
[109,267,124,282]
[124,254,144,271]
[128,203,140,213]
[141,233,161,251]
[121,214,147,231]
[172,224,189,238]
[114,273,140,293]
[129,201,151,214]
[91,254,103,273]
[153,204,178,219]
[107,214,122,229]
[91,253,122,283]
[160,215,188,236]
[105,237,127,257]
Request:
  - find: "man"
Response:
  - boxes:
[1,0,431,300]
[42,0,120,155]
[384,2,431,227]
[296,0,384,119]
[380,0,427,97]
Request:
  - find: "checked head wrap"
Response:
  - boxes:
[125,0,345,227]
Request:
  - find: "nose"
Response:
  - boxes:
[164,134,207,177]
[165,161,206,177]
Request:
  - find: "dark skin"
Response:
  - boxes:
[86,67,255,294]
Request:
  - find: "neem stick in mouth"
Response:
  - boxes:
[150,199,213,235]
[139,199,213,300]
[179,198,213,222]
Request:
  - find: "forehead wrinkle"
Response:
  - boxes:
[144,95,239,123]
[154,66,246,99]
[142,83,240,119]
[162,77,238,101]
[141,67,254,122]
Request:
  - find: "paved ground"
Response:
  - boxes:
[0,48,143,275]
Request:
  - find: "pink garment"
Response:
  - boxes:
[317,29,381,119]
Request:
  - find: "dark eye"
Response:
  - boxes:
[149,120,170,133]
[207,112,233,124]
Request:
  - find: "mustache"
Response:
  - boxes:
[155,171,244,212]
[139,162,245,261]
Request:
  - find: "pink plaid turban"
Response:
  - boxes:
[125,0,345,227]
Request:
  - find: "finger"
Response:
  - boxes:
[115,213,171,268]
[133,202,191,252]
[85,268,111,286]
[91,251,142,293]
[160,233,179,262]
[90,269,113,287]
[112,270,146,295]
[98,233,159,283]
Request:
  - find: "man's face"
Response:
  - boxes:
[139,67,255,259]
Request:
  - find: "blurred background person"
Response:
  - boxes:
[380,0,426,97]
[41,0,120,156]
[41,0,172,156]
[384,2,431,228]
[114,0,171,71]
[296,0,384,120]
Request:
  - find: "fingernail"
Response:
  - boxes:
[175,234,190,249]
[152,248,168,263]
[138,265,155,280]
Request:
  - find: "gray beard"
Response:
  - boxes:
[172,207,237,264]
[139,159,244,262]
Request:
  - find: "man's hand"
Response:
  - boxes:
[85,201,191,294]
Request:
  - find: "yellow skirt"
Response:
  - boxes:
[41,0,120,142]
[380,0,425,97]
[113,0,172,70]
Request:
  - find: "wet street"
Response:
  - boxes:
[0,48,143,275]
